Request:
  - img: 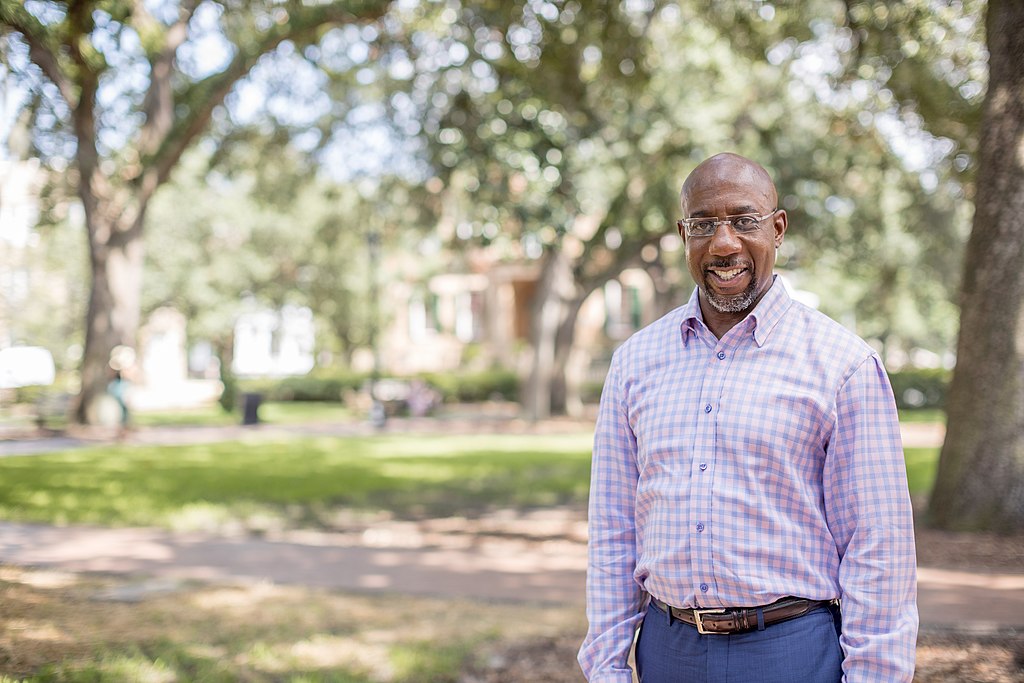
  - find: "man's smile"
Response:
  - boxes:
[708,266,747,282]
[705,261,752,288]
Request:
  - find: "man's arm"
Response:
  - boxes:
[577,355,645,682]
[824,354,918,682]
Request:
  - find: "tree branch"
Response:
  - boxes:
[138,0,200,155]
[129,1,389,230]
[0,4,76,106]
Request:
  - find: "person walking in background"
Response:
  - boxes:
[106,345,136,439]
[579,153,917,682]
[107,370,129,432]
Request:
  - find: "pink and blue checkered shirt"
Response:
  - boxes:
[579,278,918,682]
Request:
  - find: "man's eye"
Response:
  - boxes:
[732,216,757,229]
[694,221,716,232]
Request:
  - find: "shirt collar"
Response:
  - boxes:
[678,275,793,347]
[749,276,793,346]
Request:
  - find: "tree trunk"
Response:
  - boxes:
[522,246,576,420]
[928,0,1024,532]
[550,296,587,417]
[214,331,237,413]
[74,214,146,424]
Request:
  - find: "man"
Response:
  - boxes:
[578,153,917,682]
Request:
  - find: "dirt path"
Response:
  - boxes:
[2,514,1022,634]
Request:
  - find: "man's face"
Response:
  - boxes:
[680,158,786,317]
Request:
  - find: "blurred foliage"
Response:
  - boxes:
[238,369,368,403]
[375,0,979,364]
[419,368,520,403]
[888,368,951,410]
[2,0,987,386]
[233,368,519,404]
[0,0,390,420]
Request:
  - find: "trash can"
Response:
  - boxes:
[242,392,263,425]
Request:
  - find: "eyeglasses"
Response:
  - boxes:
[677,210,778,238]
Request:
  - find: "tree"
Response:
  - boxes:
[397,0,967,418]
[928,0,1024,532]
[0,0,386,423]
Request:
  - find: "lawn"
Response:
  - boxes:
[0,400,355,431]
[905,447,941,496]
[132,401,356,427]
[0,434,595,531]
[897,408,946,424]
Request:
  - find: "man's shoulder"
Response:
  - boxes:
[785,300,878,364]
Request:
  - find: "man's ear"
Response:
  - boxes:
[773,210,788,248]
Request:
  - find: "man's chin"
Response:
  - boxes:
[703,283,758,314]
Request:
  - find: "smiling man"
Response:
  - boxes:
[578,153,918,682]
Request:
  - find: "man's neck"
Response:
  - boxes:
[698,299,747,339]
[698,283,773,339]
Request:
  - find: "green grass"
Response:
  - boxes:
[0,434,594,530]
[133,401,354,427]
[897,408,946,424]
[905,447,940,496]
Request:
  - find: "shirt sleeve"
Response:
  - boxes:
[824,354,919,682]
[577,352,646,682]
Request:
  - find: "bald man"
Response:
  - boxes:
[578,153,917,682]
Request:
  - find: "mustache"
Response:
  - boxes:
[704,259,751,270]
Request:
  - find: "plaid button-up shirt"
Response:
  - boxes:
[579,278,918,682]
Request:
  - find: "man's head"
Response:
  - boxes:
[679,153,787,322]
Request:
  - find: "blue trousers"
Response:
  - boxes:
[635,601,844,683]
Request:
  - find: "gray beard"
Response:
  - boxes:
[703,269,759,313]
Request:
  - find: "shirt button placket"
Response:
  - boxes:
[694,343,729,602]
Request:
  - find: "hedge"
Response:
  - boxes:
[418,369,519,403]
[237,371,368,403]
[235,368,520,405]
[888,368,950,410]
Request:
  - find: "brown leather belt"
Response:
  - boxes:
[650,596,835,635]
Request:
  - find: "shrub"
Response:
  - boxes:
[888,368,951,410]
[232,368,519,405]
[238,370,368,403]
[419,369,519,403]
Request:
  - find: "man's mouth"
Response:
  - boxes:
[710,267,746,281]
[706,262,750,283]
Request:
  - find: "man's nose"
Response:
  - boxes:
[707,223,742,255]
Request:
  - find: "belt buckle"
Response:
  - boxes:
[693,608,727,634]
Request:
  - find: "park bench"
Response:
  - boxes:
[34,392,71,430]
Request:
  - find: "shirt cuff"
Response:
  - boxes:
[588,673,635,683]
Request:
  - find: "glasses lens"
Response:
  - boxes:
[688,220,716,237]
[731,216,760,232]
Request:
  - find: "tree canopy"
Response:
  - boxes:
[0,1,985,411]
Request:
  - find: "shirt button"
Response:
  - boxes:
[699,463,707,471]
[717,351,726,360]
[700,583,709,592]
[696,523,704,532]
[704,404,712,413]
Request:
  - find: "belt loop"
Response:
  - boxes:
[666,603,673,626]
[756,607,766,631]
